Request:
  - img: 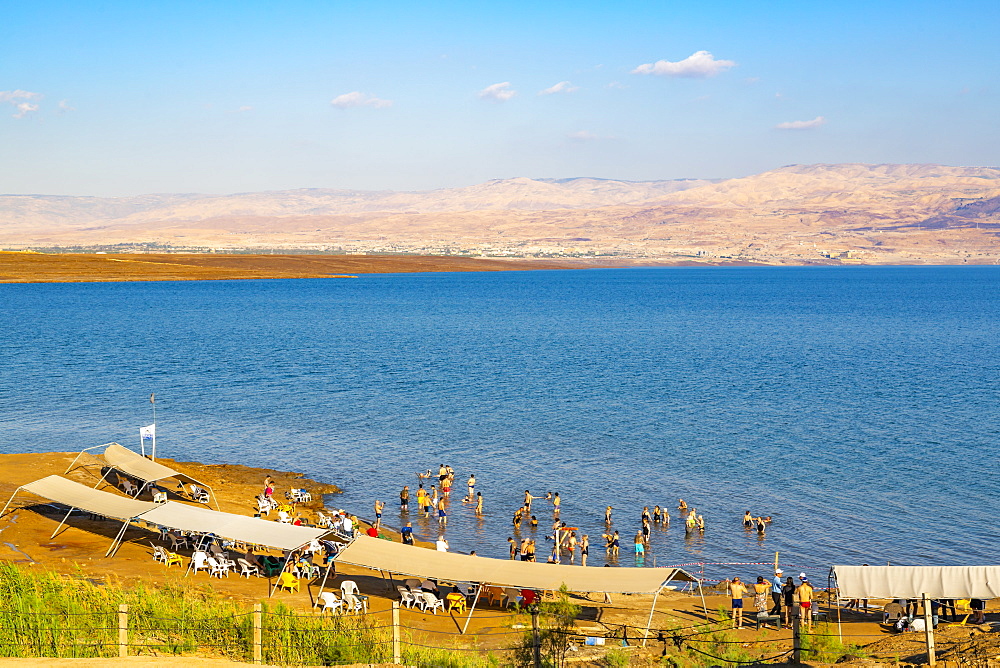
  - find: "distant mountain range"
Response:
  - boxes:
[3,164,999,264]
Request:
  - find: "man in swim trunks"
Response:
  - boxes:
[797,575,814,628]
[437,497,447,525]
[508,536,517,559]
[373,500,384,528]
[467,474,476,498]
[400,486,409,511]
[728,577,748,628]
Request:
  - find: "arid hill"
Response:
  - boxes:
[3,164,1000,264]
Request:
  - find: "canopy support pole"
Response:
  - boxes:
[698,578,709,621]
[0,486,25,519]
[642,586,663,647]
[50,506,76,539]
[64,443,114,476]
[316,558,335,599]
[461,584,482,635]
[105,519,131,557]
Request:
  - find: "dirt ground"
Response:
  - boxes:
[0,452,995,667]
[0,252,588,283]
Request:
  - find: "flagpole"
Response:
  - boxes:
[150,393,156,461]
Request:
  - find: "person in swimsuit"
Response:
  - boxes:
[526,539,536,562]
[475,492,483,515]
[530,515,538,528]
[523,490,534,511]
[652,505,662,523]
[743,511,754,528]
[662,508,670,524]
[728,577,748,628]
[756,517,766,534]
[400,486,409,511]
[519,538,529,561]
[552,492,561,517]
[438,464,448,482]
[508,536,517,559]
[641,506,651,524]
[634,531,644,555]
[513,507,523,526]
[437,497,447,525]
[605,506,613,524]
[610,531,620,558]
[373,500,384,528]
[678,498,687,511]
[467,474,476,498]
[753,577,771,626]
[685,513,697,534]
[580,534,589,567]
[567,531,577,562]
[697,514,705,532]
[797,576,814,628]
[782,577,796,627]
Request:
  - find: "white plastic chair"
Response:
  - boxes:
[120,479,138,496]
[153,490,168,503]
[396,585,417,609]
[190,485,210,504]
[150,542,166,563]
[277,511,292,524]
[342,593,364,614]
[191,551,210,575]
[237,558,260,578]
[316,591,344,614]
[420,591,445,615]
[207,556,229,578]
[340,580,369,612]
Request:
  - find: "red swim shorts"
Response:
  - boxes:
[800,602,811,609]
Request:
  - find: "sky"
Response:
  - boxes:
[2,0,998,196]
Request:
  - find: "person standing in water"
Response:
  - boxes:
[475,492,483,515]
[400,486,409,512]
[605,506,613,524]
[580,534,589,567]
[437,497,447,525]
[467,474,476,498]
[373,500,384,528]
[552,492,561,517]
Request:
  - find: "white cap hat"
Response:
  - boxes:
[775,568,783,574]
[799,572,807,579]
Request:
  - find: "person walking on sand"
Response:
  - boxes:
[400,485,409,512]
[580,534,589,567]
[797,575,814,628]
[728,577,748,629]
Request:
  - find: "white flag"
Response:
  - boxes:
[140,424,155,441]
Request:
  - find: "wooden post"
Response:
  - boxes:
[392,600,401,664]
[922,594,936,667]
[252,603,262,665]
[117,604,128,658]
[792,614,801,664]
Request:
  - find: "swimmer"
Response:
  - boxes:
[743,511,754,528]
[544,492,553,501]
[605,506,613,524]
[467,474,476,497]
[756,516,766,534]
[697,514,705,532]
[475,492,483,515]
[399,485,409,511]
[508,536,517,560]
[641,506,651,524]
[373,499,384,528]
[524,490,534,510]
[652,505,662,523]
[530,515,538,528]
[552,492,561,516]
[417,469,432,479]
[678,498,688,510]
[437,497,447,525]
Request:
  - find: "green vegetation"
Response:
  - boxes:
[0,562,502,666]
[513,585,582,668]
[799,622,868,663]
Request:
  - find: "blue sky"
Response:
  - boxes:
[2,0,998,196]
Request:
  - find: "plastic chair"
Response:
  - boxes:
[191,551,211,575]
[396,585,417,609]
[342,593,365,614]
[207,556,229,578]
[276,571,300,593]
[484,585,504,606]
[950,599,973,626]
[882,602,905,623]
[420,592,446,614]
[340,581,369,611]
[277,511,292,524]
[120,479,138,496]
[446,592,467,613]
[316,591,344,614]
[150,542,166,563]
[237,558,261,578]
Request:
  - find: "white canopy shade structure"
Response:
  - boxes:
[1,475,329,559]
[333,536,703,641]
[833,565,1000,599]
[0,475,159,556]
[65,442,219,510]
[140,502,328,552]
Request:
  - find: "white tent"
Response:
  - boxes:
[833,565,1000,599]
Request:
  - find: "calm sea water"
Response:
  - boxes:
[2,266,998,581]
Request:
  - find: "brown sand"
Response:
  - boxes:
[0,252,589,283]
[0,452,993,666]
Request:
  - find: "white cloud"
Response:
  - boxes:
[1,90,42,118]
[13,102,39,118]
[330,92,393,109]
[478,82,516,102]
[607,81,628,90]
[569,130,599,141]
[539,81,579,96]
[236,105,253,112]
[775,116,826,130]
[631,51,736,78]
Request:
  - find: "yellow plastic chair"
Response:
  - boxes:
[446,592,467,613]
[165,551,183,567]
[950,599,972,626]
[276,572,300,593]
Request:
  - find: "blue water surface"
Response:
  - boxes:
[1,266,998,579]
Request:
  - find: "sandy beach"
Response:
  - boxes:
[0,451,995,666]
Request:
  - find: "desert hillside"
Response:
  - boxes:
[3,164,999,265]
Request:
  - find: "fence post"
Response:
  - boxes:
[922,593,936,667]
[392,600,401,665]
[117,604,128,658]
[531,605,541,668]
[792,614,801,664]
[253,603,262,665]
